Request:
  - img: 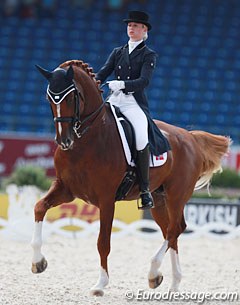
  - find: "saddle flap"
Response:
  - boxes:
[109,103,168,168]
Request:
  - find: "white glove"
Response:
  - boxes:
[108,80,125,92]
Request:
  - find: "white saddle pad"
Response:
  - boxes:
[109,103,168,168]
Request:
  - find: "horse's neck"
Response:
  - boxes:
[84,93,103,117]
[78,73,103,117]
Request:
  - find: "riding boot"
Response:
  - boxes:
[136,144,154,210]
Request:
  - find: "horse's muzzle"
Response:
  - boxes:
[55,136,74,151]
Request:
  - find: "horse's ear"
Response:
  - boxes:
[35,64,53,81]
[66,65,74,81]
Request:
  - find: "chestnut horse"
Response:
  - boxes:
[32,60,230,296]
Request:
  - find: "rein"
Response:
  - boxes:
[73,82,108,138]
[73,98,106,138]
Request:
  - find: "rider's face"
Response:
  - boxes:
[127,22,147,41]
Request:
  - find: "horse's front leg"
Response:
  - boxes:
[90,203,115,296]
[31,179,74,273]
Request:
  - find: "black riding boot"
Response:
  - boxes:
[136,144,154,210]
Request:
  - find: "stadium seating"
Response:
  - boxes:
[0,0,239,143]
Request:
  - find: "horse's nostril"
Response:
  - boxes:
[66,139,72,148]
[61,142,66,149]
[60,138,73,150]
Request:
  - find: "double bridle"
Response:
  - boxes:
[47,82,105,138]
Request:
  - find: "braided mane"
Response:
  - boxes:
[59,60,102,92]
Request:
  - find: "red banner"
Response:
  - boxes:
[0,135,57,177]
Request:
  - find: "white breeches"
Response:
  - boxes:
[108,91,148,150]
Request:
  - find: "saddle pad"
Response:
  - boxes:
[109,103,167,168]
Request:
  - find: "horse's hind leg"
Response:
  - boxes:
[165,213,186,291]
[31,179,74,273]
[149,196,185,291]
[166,204,187,291]
[148,192,169,289]
[169,246,182,291]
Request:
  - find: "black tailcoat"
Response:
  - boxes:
[96,41,170,155]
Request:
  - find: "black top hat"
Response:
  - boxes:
[123,11,152,31]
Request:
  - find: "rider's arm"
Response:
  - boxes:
[95,48,117,83]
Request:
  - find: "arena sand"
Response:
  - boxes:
[0,234,239,305]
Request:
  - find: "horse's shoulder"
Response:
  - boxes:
[104,103,117,122]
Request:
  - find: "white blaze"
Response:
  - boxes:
[56,104,62,135]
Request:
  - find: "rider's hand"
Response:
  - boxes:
[108,80,125,92]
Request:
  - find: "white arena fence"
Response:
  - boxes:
[0,217,240,242]
[0,184,240,242]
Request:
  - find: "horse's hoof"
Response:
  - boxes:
[148,274,163,289]
[31,257,48,274]
[90,288,104,297]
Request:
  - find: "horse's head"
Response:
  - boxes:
[36,65,82,150]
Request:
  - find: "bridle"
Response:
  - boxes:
[47,81,105,138]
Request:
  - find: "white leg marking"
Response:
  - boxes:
[148,239,168,280]
[31,221,44,263]
[56,104,62,136]
[169,248,182,291]
[90,267,109,295]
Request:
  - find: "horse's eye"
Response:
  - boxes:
[67,94,74,104]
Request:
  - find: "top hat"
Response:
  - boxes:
[123,11,152,31]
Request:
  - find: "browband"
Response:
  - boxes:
[47,84,76,104]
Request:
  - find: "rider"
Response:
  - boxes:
[96,11,158,209]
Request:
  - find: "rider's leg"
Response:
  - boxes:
[136,144,154,209]
[116,93,154,209]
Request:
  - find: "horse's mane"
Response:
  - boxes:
[59,60,102,92]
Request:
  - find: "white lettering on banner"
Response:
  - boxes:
[185,204,237,226]
[14,157,54,169]
[209,205,215,222]
[185,205,198,224]
[198,205,213,224]
[225,206,238,225]
[0,141,4,153]
[0,162,6,174]
[215,205,225,223]
[25,144,51,156]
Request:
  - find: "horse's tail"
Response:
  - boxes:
[190,131,231,191]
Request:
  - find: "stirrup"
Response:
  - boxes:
[137,191,154,210]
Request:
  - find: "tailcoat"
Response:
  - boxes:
[96,41,170,155]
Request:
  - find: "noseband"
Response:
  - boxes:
[47,82,105,138]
